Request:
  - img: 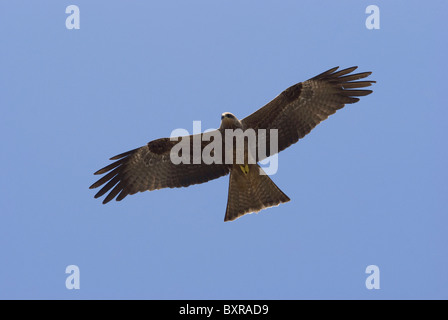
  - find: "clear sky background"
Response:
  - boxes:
[1,1,447,299]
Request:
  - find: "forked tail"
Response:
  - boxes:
[224,164,290,221]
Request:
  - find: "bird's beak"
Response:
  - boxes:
[220,116,233,129]
[221,117,231,125]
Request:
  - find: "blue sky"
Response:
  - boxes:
[1,1,447,299]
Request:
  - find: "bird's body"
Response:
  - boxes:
[218,111,290,221]
[90,66,375,221]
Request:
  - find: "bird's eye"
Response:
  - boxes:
[221,115,225,119]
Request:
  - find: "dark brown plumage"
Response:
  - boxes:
[90,134,229,204]
[241,66,375,160]
[90,66,375,221]
[225,164,290,221]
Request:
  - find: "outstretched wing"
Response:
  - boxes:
[241,66,375,160]
[90,131,229,204]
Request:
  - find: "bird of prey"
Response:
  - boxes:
[90,66,375,221]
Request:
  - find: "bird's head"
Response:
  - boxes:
[220,112,242,130]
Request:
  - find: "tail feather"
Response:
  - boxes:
[224,164,290,221]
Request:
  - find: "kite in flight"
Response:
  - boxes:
[90,66,375,221]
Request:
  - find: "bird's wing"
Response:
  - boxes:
[90,131,229,204]
[241,66,375,161]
